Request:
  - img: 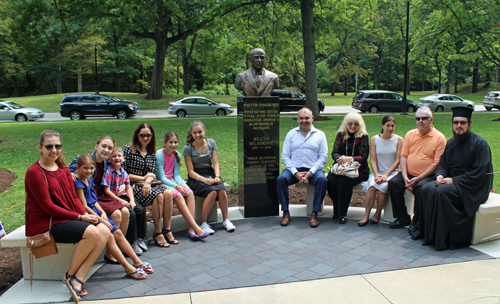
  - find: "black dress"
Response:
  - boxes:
[327,131,370,217]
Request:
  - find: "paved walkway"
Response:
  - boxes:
[2,206,500,304]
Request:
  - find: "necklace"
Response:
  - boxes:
[379,134,393,150]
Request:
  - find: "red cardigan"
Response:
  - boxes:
[25,161,86,236]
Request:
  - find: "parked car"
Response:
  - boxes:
[352,90,418,113]
[59,94,139,120]
[0,100,44,121]
[418,94,475,112]
[271,90,325,112]
[483,91,500,111]
[167,96,234,117]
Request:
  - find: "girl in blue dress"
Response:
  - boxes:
[74,154,153,280]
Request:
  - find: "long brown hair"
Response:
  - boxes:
[186,121,205,145]
[163,131,181,164]
[39,130,67,167]
[132,123,156,154]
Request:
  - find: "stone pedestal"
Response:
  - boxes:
[238,96,280,217]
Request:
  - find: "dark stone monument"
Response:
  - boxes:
[238,96,280,217]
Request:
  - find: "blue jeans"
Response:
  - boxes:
[276,168,328,213]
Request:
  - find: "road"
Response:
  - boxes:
[0,105,489,122]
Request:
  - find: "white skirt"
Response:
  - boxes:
[360,171,398,193]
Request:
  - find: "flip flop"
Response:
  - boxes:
[125,267,148,280]
[134,262,154,274]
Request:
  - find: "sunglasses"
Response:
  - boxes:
[452,120,468,126]
[348,122,359,127]
[415,117,430,121]
[139,133,153,139]
[44,144,62,150]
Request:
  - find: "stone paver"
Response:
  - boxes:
[84,217,492,300]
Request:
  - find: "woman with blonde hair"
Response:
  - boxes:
[327,112,370,224]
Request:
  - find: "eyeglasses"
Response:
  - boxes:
[44,144,62,150]
[139,133,152,139]
[452,120,468,125]
[348,122,359,127]
[415,117,430,121]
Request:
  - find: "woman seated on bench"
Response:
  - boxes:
[25,130,110,303]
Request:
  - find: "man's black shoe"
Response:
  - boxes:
[389,216,411,229]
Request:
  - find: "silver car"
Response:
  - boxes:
[0,101,45,121]
[483,91,500,111]
[168,97,234,117]
[418,94,475,112]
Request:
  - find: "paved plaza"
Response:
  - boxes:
[84,216,491,300]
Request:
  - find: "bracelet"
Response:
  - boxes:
[78,215,82,221]
[197,176,201,181]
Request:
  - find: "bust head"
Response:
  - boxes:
[249,48,266,71]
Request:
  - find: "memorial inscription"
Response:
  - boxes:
[238,96,280,217]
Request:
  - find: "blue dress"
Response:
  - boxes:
[74,178,119,233]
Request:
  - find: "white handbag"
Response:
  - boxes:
[330,161,361,179]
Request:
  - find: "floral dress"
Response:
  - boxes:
[123,145,168,207]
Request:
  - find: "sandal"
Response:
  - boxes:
[63,272,86,303]
[162,229,179,245]
[125,267,148,280]
[134,262,154,274]
[153,232,170,248]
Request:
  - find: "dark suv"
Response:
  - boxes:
[59,94,139,120]
[352,90,418,113]
[271,90,325,112]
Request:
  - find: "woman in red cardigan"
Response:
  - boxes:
[25,130,110,303]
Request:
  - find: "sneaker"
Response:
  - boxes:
[131,241,143,256]
[137,238,148,252]
[200,222,215,235]
[223,219,235,232]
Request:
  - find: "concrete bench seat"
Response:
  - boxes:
[472,192,500,245]
[0,226,104,281]
[295,182,414,222]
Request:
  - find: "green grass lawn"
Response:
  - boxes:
[1,112,499,232]
[4,82,500,112]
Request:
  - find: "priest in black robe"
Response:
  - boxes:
[409,106,493,251]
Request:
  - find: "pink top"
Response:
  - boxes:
[162,150,175,180]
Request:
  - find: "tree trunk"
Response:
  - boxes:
[422,79,424,91]
[374,65,378,90]
[331,80,336,96]
[386,66,390,90]
[55,35,62,94]
[177,46,180,95]
[11,76,19,97]
[438,68,442,93]
[301,0,319,117]
[472,61,479,93]
[147,34,167,99]
[496,65,499,83]
[454,78,458,93]
[77,56,82,92]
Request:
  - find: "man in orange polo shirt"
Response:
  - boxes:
[388,106,446,228]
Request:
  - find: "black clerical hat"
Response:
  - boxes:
[452,106,473,120]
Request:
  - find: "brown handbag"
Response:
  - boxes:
[26,216,58,259]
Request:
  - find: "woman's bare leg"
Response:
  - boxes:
[360,186,377,223]
[372,191,387,222]
[105,232,136,274]
[151,195,167,244]
[69,224,110,290]
[119,207,129,236]
[161,190,173,231]
[112,230,142,267]
[200,191,217,223]
[174,195,204,235]
[217,190,229,220]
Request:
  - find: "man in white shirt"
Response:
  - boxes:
[277,108,328,227]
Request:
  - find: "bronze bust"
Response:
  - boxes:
[235,48,279,96]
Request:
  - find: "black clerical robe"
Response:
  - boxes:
[412,131,493,250]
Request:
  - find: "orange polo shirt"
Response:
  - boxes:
[401,127,446,176]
